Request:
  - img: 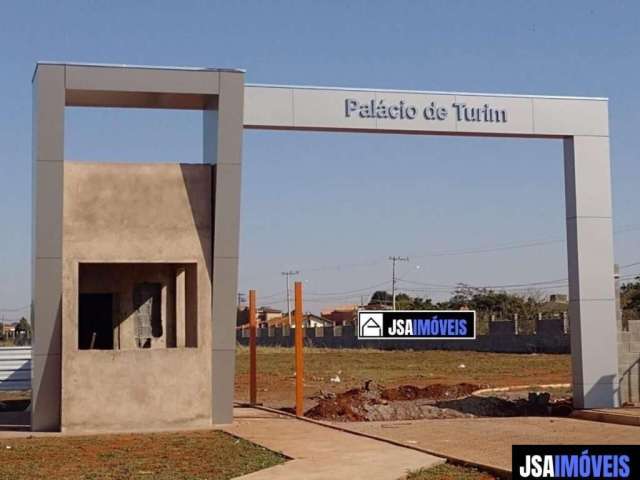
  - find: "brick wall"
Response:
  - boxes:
[618,319,640,405]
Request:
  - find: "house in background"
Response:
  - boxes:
[258,307,283,326]
[540,294,569,317]
[321,305,358,325]
[1,323,16,338]
[302,313,334,328]
[262,311,333,328]
[237,306,284,327]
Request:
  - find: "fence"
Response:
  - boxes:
[237,317,570,354]
[0,347,32,391]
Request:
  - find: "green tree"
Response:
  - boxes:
[369,291,435,310]
[16,317,31,335]
[14,317,31,346]
[621,276,640,319]
[369,290,392,306]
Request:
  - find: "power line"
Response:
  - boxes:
[261,223,640,277]
[398,277,569,290]
[254,271,640,309]
[249,269,640,306]
[620,261,640,270]
[305,280,391,297]
[0,305,30,312]
[231,225,640,309]
[256,290,288,301]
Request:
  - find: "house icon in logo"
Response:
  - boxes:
[359,313,383,338]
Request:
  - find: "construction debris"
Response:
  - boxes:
[305,381,573,422]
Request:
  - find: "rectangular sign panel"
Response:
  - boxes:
[357,310,476,340]
[512,444,639,479]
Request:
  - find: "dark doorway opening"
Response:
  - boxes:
[78,293,114,350]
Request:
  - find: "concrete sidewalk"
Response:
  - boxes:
[572,407,640,426]
[224,408,443,480]
[338,417,640,474]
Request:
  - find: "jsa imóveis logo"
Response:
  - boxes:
[512,445,638,479]
[357,310,475,340]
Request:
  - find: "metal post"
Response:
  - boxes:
[249,289,257,405]
[294,281,304,416]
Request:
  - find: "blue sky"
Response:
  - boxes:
[1,1,638,316]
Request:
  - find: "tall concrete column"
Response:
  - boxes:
[176,267,186,348]
[31,64,65,430]
[564,135,618,408]
[205,72,244,424]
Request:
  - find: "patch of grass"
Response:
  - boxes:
[237,347,570,385]
[235,346,571,407]
[406,463,495,480]
[0,430,286,480]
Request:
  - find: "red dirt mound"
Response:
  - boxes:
[381,383,479,402]
[305,382,483,422]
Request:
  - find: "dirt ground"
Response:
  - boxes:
[235,347,571,411]
[0,347,571,419]
[407,464,496,480]
[0,430,285,480]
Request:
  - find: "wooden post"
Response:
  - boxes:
[294,281,304,416]
[249,289,257,405]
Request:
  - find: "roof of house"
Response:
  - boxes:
[264,313,333,327]
[259,307,282,314]
[304,313,334,323]
[321,304,358,315]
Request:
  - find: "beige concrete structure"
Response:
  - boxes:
[32,63,244,431]
[61,164,207,430]
[32,62,619,432]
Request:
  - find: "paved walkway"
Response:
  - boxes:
[224,408,443,480]
[338,417,640,474]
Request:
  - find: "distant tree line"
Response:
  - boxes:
[621,276,640,320]
[371,284,555,314]
[369,285,565,335]
[371,276,640,332]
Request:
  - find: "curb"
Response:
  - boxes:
[571,409,640,427]
[471,383,571,397]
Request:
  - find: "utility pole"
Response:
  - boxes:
[237,292,246,307]
[281,270,300,325]
[389,256,409,310]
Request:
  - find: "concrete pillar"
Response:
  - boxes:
[563,136,618,409]
[205,71,244,424]
[156,284,168,349]
[31,64,65,431]
[176,267,186,348]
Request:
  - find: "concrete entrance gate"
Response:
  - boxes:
[32,62,617,431]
